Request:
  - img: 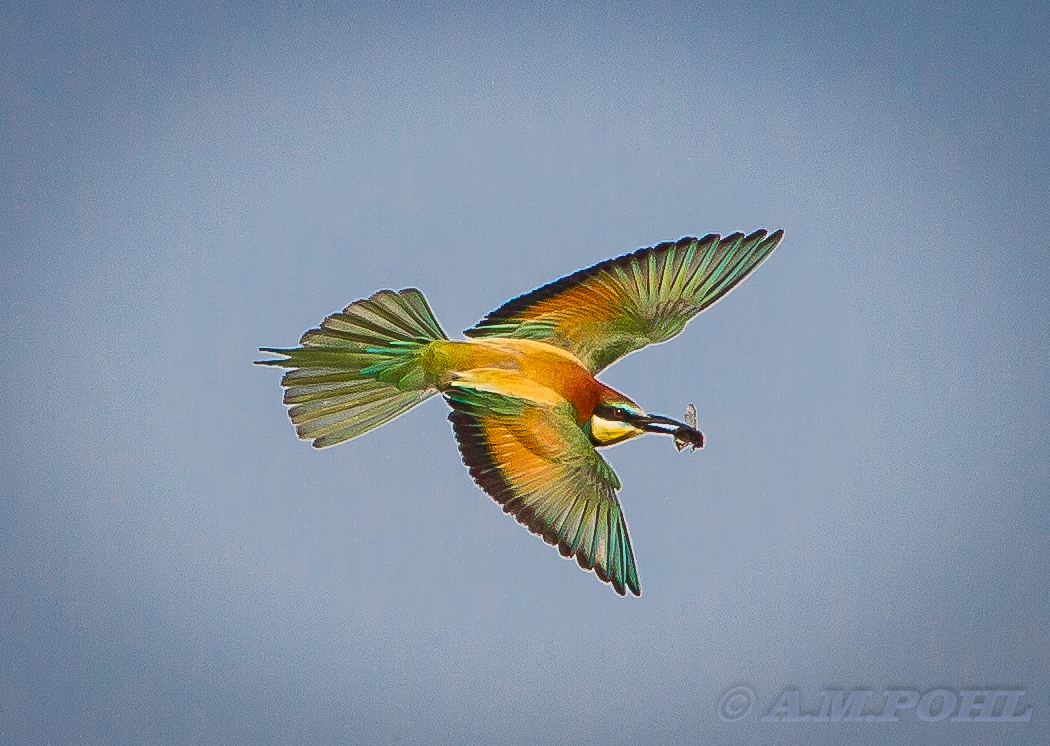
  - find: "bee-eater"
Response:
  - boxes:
[258,229,782,596]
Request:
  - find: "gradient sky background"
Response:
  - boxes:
[3,2,1048,744]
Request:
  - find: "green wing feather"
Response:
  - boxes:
[465,229,783,372]
[446,387,640,597]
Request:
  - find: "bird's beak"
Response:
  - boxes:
[636,413,705,450]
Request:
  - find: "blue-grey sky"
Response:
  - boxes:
[3,2,1048,744]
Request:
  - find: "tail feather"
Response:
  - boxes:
[257,288,447,448]
[287,379,404,418]
[293,382,432,448]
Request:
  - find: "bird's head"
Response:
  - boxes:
[589,395,648,447]
[589,390,705,450]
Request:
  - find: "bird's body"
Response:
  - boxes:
[422,338,635,440]
[423,338,602,419]
[259,229,782,595]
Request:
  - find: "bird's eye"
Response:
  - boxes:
[597,404,632,421]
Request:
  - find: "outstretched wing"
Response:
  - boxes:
[446,387,640,596]
[465,229,783,373]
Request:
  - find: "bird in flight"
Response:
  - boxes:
[258,229,782,596]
